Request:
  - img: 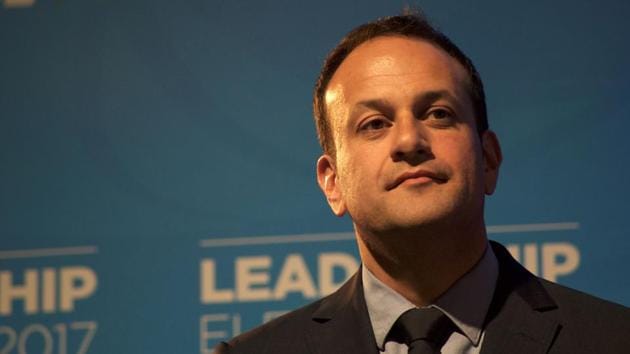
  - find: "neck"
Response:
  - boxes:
[356,222,488,307]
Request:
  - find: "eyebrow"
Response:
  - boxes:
[416,90,460,106]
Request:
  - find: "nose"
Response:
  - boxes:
[390,115,432,164]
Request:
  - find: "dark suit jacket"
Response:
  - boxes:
[215,241,630,354]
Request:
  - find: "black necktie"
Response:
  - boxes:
[388,307,456,354]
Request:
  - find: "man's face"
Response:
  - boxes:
[317,36,501,236]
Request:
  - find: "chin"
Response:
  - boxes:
[372,209,458,236]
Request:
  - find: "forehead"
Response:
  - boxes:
[325,35,470,122]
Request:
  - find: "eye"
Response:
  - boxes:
[359,117,389,131]
[427,108,453,120]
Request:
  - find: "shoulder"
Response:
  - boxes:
[539,278,629,326]
[214,269,365,354]
[489,241,630,352]
[539,279,630,352]
[212,297,326,354]
[492,239,629,324]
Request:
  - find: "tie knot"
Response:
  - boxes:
[389,307,455,351]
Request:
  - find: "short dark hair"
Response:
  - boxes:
[313,13,488,157]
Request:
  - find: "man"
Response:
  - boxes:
[215,13,629,354]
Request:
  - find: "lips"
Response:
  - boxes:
[386,169,447,190]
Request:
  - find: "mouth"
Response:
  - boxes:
[386,169,447,191]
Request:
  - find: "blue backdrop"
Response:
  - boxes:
[1,0,629,353]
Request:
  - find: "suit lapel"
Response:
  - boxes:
[306,268,379,354]
[302,242,561,354]
[481,242,561,354]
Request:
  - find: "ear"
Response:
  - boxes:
[316,154,347,216]
[481,130,503,195]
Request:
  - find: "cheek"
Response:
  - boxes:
[334,154,357,196]
[438,135,484,182]
[336,149,381,200]
[338,156,366,194]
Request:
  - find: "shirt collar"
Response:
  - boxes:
[362,243,499,350]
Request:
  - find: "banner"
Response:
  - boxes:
[2,1,629,353]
